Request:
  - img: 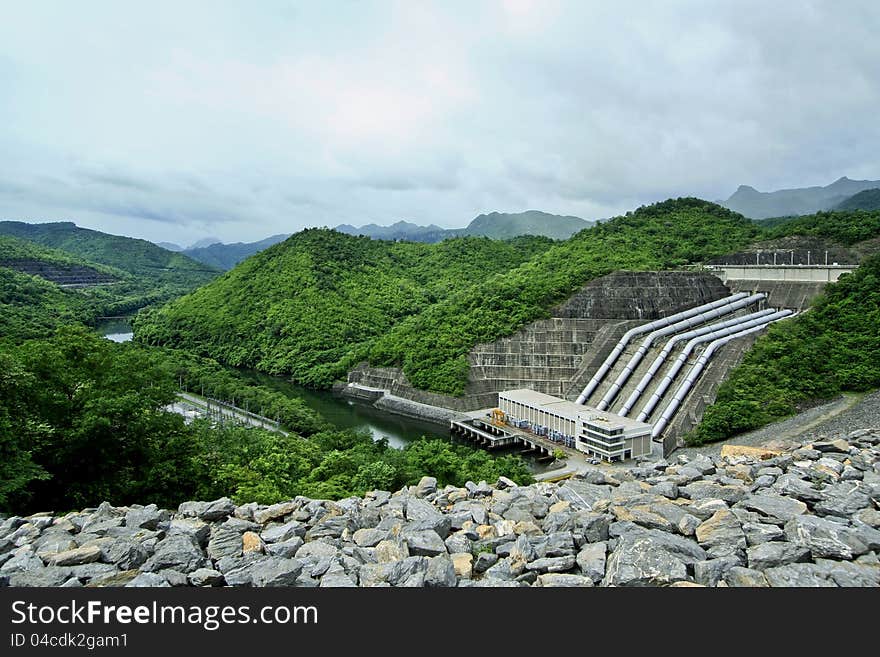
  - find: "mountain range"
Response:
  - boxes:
[336,210,593,243]
[176,210,594,270]
[721,176,880,219]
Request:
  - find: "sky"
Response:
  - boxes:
[1,1,879,246]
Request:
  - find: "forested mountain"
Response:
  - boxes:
[835,188,880,211]
[0,222,219,341]
[182,233,291,270]
[135,199,760,394]
[335,210,593,243]
[134,233,556,388]
[0,221,218,295]
[721,176,880,219]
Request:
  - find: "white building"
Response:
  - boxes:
[497,388,653,462]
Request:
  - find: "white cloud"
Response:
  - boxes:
[0,1,878,244]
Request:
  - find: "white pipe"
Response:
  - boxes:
[650,311,795,438]
[574,292,749,404]
[595,293,765,410]
[636,308,790,422]
[617,304,775,417]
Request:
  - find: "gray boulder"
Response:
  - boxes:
[142,534,207,572]
[251,557,303,587]
[784,516,867,559]
[746,542,811,570]
[763,563,836,587]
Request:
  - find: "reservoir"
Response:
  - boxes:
[104,323,550,470]
[95,317,134,343]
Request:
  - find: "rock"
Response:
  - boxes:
[763,563,836,587]
[746,542,811,570]
[415,476,437,498]
[402,530,447,557]
[785,516,867,559]
[251,557,303,587]
[142,534,207,572]
[451,553,473,579]
[526,555,576,573]
[556,481,613,509]
[536,573,593,587]
[611,505,676,532]
[179,498,235,522]
[680,482,745,505]
[649,482,679,499]
[572,512,612,544]
[295,540,339,560]
[242,532,264,554]
[126,572,170,587]
[260,521,306,544]
[352,528,386,548]
[67,563,118,582]
[189,568,225,586]
[603,534,690,587]
[47,545,102,567]
[772,474,826,503]
[319,563,357,587]
[855,508,880,528]
[374,539,409,563]
[306,515,351,541]
[9,567,73,587]
[694,556,740,587]
[812,439,850,453]
[221,517,262,533]
[686,499,729,521]
[206,528,243,560]
[473,551,499,573]
[159,569,189,586]
[266,538,304,558]
[724,566,768,587]
[168,518,210,546]
[576,542,606,583]
[425,554,456,587]
[85,569,139,587]
[813,559,880,587]
[677,514,701,537]
[742,522,786,546]
[497,476,518,489]
[124,505,167,531]
[390,556,429,587]
[813,481,873,518]
[737,494,808,523]
[253,502,297,525]
[695,509,746,550]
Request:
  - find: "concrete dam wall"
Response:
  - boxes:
[344,267,836,454]
[346,271,731,412]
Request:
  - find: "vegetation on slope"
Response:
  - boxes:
[764,209,880,246]
[835,188,880,211]
[137,199,759,394]
[0,327,532,513]
[689,253,880,445]
[0,221,218,298]
[135,232,557,389]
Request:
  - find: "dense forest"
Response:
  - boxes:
[0,327,532,513]
[0,221,217,300]
[0,223,218,340]
[136,199,761,394]
[690,253,880,444]
[134,232,558,390]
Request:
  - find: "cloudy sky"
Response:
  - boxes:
[1,1,878,245]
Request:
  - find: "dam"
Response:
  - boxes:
[343,263,856,458]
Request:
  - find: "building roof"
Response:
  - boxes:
[498,388,652,434]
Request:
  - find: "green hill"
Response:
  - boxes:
[134,232,556,388]
[0,221,218,294]
[835,188,880,211]
[135,199,760,394]
[0,222,219,341]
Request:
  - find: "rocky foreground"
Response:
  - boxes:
[2,429,879,587]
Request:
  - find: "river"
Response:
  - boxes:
[98,321,550,470]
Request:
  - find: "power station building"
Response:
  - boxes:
[497,389,653,461]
